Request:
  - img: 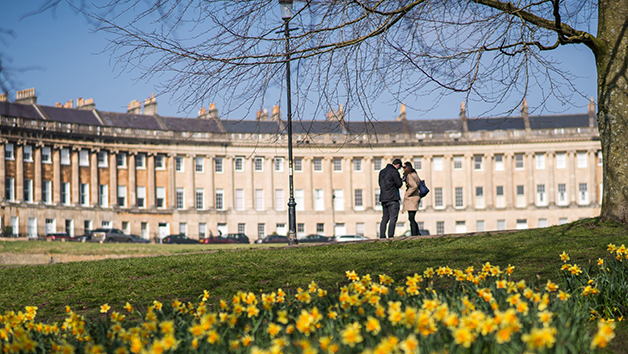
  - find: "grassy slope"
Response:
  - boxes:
[1,218,627,351]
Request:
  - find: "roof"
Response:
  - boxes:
[0,102,43,120]
[161,116,223,133]
[39,106,102,125]
[98,111,163,130]
[222,120,282,134]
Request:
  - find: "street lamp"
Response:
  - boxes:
[279,0,298,245]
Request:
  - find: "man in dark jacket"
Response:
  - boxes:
[378,158,403,238]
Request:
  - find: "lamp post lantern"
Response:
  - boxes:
[279,0,298,245]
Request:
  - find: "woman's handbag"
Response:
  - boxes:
[419,180,430,198]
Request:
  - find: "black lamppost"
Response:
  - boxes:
[279,0,298,245]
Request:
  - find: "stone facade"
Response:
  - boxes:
[0,89,602,241]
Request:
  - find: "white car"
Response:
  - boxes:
[334,234,369,242]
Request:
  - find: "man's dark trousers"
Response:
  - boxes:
[380,201,400,238]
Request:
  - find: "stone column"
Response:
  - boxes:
[505,153,514,207]
[304,157,313,210]
[345,157,353,210]
[225,155,234,210]
[15,143,23,202]
[187,154,196,209]
[444,155,453,208]
[568,150,577,205]
[53,146,61,205]
[34,144,42,203]
[0,141,5,203]
[465,154,473,209]
[547,152,555,205]
[207,156,215,209]
[325,157,333,210]
[266,156,273,210]
[364,157,373,210]
[422,155,432,209]
[249,157,255,210]
[484,153,493,209]
[588,149,598,205]
[128,153,136,208]
[71,148,79,206]
[111,153,119,208]
[148,153,156,209]
[527,152,535,206]
[91,148,99,207]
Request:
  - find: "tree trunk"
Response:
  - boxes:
[597,0,628,223]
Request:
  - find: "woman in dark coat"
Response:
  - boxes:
[402,161,421,236]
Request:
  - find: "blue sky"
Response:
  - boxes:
[1,2,598,121]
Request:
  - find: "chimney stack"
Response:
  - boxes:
[208,103,219,120]
[256,108,270,121]
[63,100,73,109]
[127,100,142,115]
[0,93,6,102]
[521,99,531,132]
[326,105,345,122]
[396,103,407,121]
[144,93,158,115]
[460,101,468,132]
[588,97,596,127]
[77,97,96,111]
[15,88,37,105]
[271,105,281,121]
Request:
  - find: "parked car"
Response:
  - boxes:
[162,234,199,244]
[199,236,236,244]
[259,235,289,244]
[225,233,250,244]
[91,228,133,243]
[45,232,74,241]
[129,234,150,243]
[298,234,334,243]
[334,234,369,242]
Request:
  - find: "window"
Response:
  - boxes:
[333,189,344,211]
[599,183,604,203]
[257,223,266,239]
[475,186,484,208]
[495,185,505,208]
[314,189,324,211]
[453,156,463,170]
[535,153,545,170]
[476,220,485,232]
[61,182,70,205]
[117,152,127,168]
[516,219,528,230]
[176,188,185,209]
[179,223,187,236]
[42,180,51,204]
[135,154,146,168]
[196,189,204,210]
[24,145,33,162]
[275,189,284,211]
[27,218,37,238]
[373,158,382,171]
[455,221,467,234]
[354,189,363,210]
[155,155,165,170]
[559,218,569,225]
[579,183,589,205]
[556,153,566,169]
[61,148,70,165]
[577,152,588,168]
[42,146,51,163]
[297,223,305,237]
[215,157,223,173]
[255,189,264,211]
[557,183,567,206]
[353,158,362,172]
[274,157,284,172]
[79,150,89,166]
[195,157,204,172]
[215,189,224,210]
[536,184,547,206]
[137,186,146,208]
[436,221,445,235]
[175,156,184,172]
[253,157,264,172]
[118,185,127,207]
[121,221,130,235]
[356,223,365,236]
[97,151,108,167]
[234,157,244,171]
[375,189,382,210]
[313,158,322,172]
[434,188,443,208]
[515,154,524,169]
[4,177,15,202]
[156,187,166,208]
[294,158,302,172]
[238,223,245,234]
[497,220,506,231]
[24,179,33,202]
[538,219,548,228]
[99,184,108,207]
[413,157,422,170]
[80,183,89,206]
[316,223,325,235]
[5,143,14,159]
[45,218,55,235]
[101,220,111,228]
[276,223,287,236]
[455,187,464,208]
[433,157,443,171]
[494,154,504,171]
[597,150,603,165]
[65,219,74,237]
[333,158,342,172]
[474,155,483,170]
[516,185,525,207]
[140,222,148,239]
[235,189,244,211]
[295,189,304,211]
[199,223,206,238]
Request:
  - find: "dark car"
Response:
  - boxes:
[91,228,133,243]
[298,234,334,243]
[45,232,74,241]
[260,235,289,244]
[162,234,199,244]
[129,234,150,243]
[225,233,250,244]
[199,236,236,244]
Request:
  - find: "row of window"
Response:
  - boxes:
[4,143,603,173]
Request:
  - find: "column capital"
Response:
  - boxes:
[90,147,101,153]
[16,139,26,146]
[504,152,514,157]
[53,144,64,150]
[587,149,598,155]
[525,151,534,157]
[128,151,138,156]
[444,154,453,159]
[567,150,576,155]
[484,152,494,158]
[109,148,119,154]
[167,152,175,158]
[186,153,196,158]
[72,146,81,152]
[147,151,157,157]
[35,141,45,148]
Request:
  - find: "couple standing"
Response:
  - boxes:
[378,158,422,238]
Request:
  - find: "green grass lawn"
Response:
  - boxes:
[1,217,628,352]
